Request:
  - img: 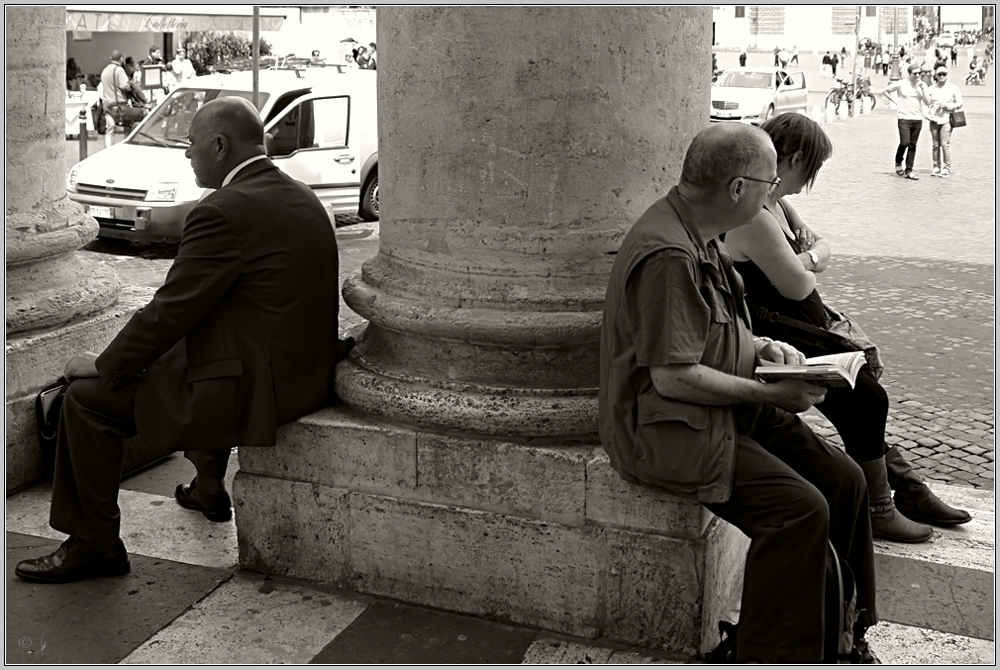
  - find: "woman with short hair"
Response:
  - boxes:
[723,113,971,543]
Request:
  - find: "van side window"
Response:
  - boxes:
[269,101,316,157]
[312,97,350,148]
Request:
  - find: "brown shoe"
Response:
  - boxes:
[15,537,130,584]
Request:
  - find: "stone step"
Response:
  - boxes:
[872,483,995,640]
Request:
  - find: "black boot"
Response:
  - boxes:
[859,457,933,543]
[852,621,881,664]
[884,445,972,527]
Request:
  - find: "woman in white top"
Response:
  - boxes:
[924,66,964,177]
[171,48,196,87]
[879,63,930,179]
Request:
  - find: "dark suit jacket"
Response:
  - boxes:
[96,158,341,450]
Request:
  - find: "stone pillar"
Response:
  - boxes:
[336,6,708,438]
[237,7,750,657]
[5,6,148,491]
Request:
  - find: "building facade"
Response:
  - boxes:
[711,5,987,52]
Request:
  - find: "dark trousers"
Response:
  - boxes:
[705,404,877,663]
[895,118,923,172]
[50,377,232,547]
[815,371,888,463]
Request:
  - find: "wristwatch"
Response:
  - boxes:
[806,250,819,268]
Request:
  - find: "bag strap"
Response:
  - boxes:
[749,303,834,340]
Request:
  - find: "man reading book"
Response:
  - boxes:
[598,124,878,663]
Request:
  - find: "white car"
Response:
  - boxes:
[67,69,379,242]
[935,32,955,49]
[710,67,808,125]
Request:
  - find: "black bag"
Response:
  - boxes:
[35,377,70,478]
[92,99,107,135]
[950,110,967,128]
[34,377,174,481]
[703,540,862,663]
[750,303,884,381]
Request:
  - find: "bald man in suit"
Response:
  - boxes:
[17,97,349,583]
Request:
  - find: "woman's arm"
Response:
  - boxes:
[723,206,817,301]
[782,199,831,273]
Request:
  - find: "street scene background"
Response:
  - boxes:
[69,41,996,491]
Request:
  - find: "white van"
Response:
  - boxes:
[67,69,378,242]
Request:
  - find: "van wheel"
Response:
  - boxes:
[360,171,379,221]
[764,104,775,121]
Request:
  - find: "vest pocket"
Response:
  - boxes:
[634,391,713,491]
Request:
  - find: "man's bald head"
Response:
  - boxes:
[680,124,774,193]
[192,96,266,150]
[186,97,266,189]
[110,50,123,62]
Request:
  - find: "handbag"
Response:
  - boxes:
[950,109,967,128]
[35,377,70,478]
[750,303,884,381]
[34,377,175,481]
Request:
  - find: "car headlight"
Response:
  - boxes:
[67,164,80,193]
[145,182,179,202]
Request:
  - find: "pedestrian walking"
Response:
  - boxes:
[874,50,883,76]
[778,47,789,69]
[830,51,839,77]
[822,51,832,77]
[773,45,780,66]
[925,67,963,177]
[739,46,747,67]
[950,45,958,66]
[879,63,931,179]
[790,45,799,65]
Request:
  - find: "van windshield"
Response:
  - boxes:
[127,89,271,148]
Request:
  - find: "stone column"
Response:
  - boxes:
[237,7,750,656]
[337,6,708,439]
[5,6,147,491]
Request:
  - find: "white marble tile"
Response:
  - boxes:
[874,484,995,573]
[866,620,996,665]
[121,572,369,664]
[6,483,237,569]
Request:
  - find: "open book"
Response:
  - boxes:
[756,351,868,389]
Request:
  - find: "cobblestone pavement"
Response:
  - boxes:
[71,86,994,490]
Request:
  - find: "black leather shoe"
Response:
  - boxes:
[15,537,130,584]
[175,478,233,522]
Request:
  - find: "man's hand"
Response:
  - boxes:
[764,379,828,413]
[756,340,807,365]
[64,351,99,380]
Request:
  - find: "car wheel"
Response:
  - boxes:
[764,105,775,121]
[359,171,379,221]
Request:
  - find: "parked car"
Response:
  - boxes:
[935,32,955,49]
[67,69,378,243]
[710,67,808,125]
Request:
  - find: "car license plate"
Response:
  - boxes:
[87,205,113,218]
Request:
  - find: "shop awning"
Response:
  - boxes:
[66,5,286,33]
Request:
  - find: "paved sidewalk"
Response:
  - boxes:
[7,462,995,664]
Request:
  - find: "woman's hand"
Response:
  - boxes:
[794,226,815,250]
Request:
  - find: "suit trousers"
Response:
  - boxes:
[49,377,231,547]
[704,404,877,663]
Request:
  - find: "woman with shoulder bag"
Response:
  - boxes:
[925,66,964,177]
[724,114,970,543]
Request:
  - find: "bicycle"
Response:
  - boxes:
[825,76,876,114]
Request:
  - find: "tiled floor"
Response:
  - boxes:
[6,458,995,664]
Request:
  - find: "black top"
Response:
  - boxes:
[731,201,828,340]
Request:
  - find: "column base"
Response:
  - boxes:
[235,404,749,655]
[5,285,155,493]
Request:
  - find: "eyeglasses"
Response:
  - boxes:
[735,175,781,195]
[935,73,948,78]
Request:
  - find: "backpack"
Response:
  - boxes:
[704,540,862,663]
